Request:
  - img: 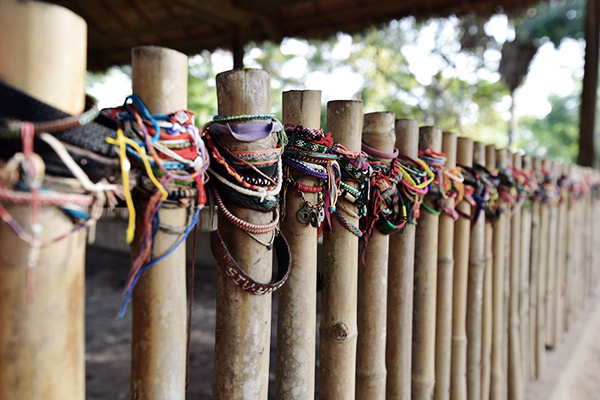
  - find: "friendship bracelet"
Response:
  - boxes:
[209,157,282,202]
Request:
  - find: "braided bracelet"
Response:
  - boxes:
[333,208,362,237]
[210,229,291,295]
[214,188,279,234]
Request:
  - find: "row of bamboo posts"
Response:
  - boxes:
[0,2,599,399]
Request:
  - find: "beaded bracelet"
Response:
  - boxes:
[214,188,279,234]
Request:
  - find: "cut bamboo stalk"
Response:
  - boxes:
[276,90,322,400]
[0,0,86,115]
[466,141,485,400]
[573,166,582,316]
[356,111,396,400]
[0,2,86,399]
[554,163,568,347]
[320,100,363,400]
[501,150,511,393]
[528,157,542,380]
[490,147,507,400]
[519,155,533,387]
[130,46,189,400]
[564,165,575,333]
[449,137,473,400]
[480,146,495,400]
[386,119,419,400]
[508,153,523,400]
[213,69,275,400]
[434,131,457,400]
[412,126,442,400]
[536,158,550,379]
[585,173,594,301]
[545,160,558,349]
[576,166,582,313]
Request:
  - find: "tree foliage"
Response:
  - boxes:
[516,93,580,162]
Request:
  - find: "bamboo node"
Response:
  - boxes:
[332,322,350,340]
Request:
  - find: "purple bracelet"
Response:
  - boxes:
[283,157,329,180]
[362,142,399,160]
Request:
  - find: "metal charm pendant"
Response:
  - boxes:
[311,206,325,228]
[297,206,312,224]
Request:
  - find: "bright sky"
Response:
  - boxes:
[88,15,585,121]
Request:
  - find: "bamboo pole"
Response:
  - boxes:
[213,69,275,400]
[412,126,442,400]
[320,100,363,400]
[564,165,575,333]
[573,167,585,321]
[490,147,507,400]
[449,137,473,400]
[519,155,533,386]
[480,146,495,400]
[434,132,457,400]
[585,171,594,301]
[536,158,549,378]
[508,153,523,400]
[130,46,189,400]
[501,151,511,392]
[528,157,542,380]
[276,90,322,400]
[0,2,86,399]
[386,119,419,400]
[467,141,485,400]
[554,163,568,346]
[356,111,396,400]
[545,161,558,349]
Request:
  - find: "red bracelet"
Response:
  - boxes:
[292,181,323,193]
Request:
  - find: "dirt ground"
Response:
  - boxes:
[85,238,285,400]
[86,238,600,400]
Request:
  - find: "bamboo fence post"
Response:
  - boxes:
[130,47,189,400]
[581,168,588,304]
[490,147,507,400]
[528,157,542,380]
[276,90,322,400]
[480,145,495,400]
[501,151,511,390]
[466,141,485,400]
[536,158,550,378]
[545,160,558,349]
[320,100,363,400]
[585,170,594,301]
[571,166,580,317]
[564,165,575,333]
[434,132,457,400]
[450,137,473,400]
[519,155,533,386]
[508,153,523,400]
[412,126,442,400]
[570,166,579,320]
[386,119,419,400]
[572,166,584,317]
[0,2,87,399]
[554,163,568,346]
[356,111,396,400]
[213,69,275,399]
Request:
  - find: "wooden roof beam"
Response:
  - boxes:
[172,0,254,26]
